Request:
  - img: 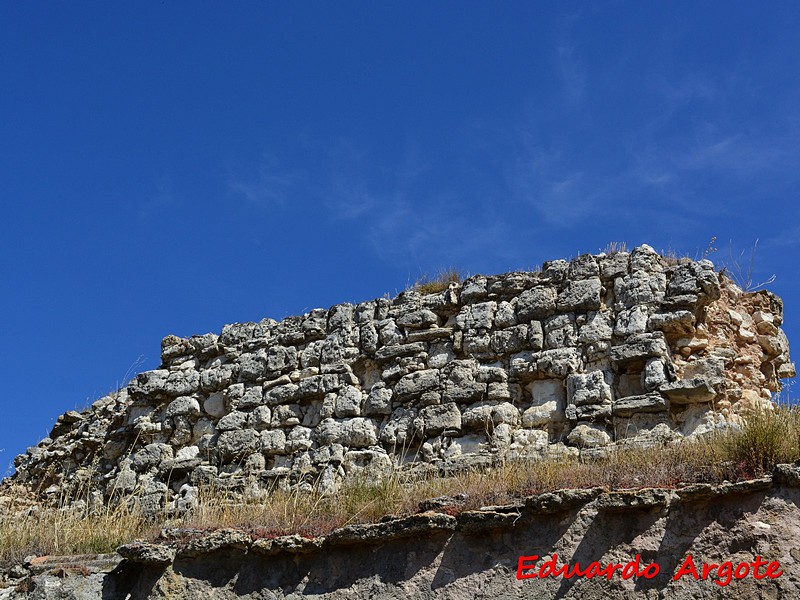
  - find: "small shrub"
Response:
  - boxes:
[720,405,800,476]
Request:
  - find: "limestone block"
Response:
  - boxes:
[544,314,577,349]
[192,418,215,443]
[614,271,667,309]
[568,254,600,279]
[659,377,716,404]
[463,331,492,356]
[363,384,393,416]
[164,370,201,396]
[248,406,272,430]
[612,393,667,417]
[455,301,497,330]
[359,323,379,354]
[165,396,201,419]
[334,385,363,417]
[610,333,669,365]
[318,417,378,448]
[200,364,238,392]
[267,345,298,373]
[462,401,520,430]
[646,311,695,337]
[218,430,260,462]
[540,260,569,284]
[567,423,612,448]
[354,301,377,324]
[420,402,462,435]
[528,320,544,350]
[599,251,630,280]
[397,309,438,329]
[217,410,247,431]
[428,341,455,369]
[129,369,169,398]
[286,426,313,452]
[131,443,173,472]
[578,311,613,343]
[516,286,557,321]
[510,348,583,380]
[395,369,441,402]
[272,404,302,427]
[296,374,339,400]
[442,362,485,403]
[236,385,264,410]
[557,278,601,312]
[642,358,668,391]
[495,301,518,328]
[629,244,663,273]
[614,305,650,337]
[328,303,355,330]
[343,450,393,477]
[374,342,426,362]
[239,351,267,381]
[260,429,287,455]
[264,383,299,405]
[567,371,612,406]
[460,275,488,303]
[220,322,257,347]
[379,408,421,447]
[522,379,566,426]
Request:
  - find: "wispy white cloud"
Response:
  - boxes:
[228,157,302,208]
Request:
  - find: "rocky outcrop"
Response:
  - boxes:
[5,466,800,599]
[9,245,794,514]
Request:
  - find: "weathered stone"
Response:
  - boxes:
[522,379,566,426]
[510,348,582,380]
[557,278,601,311]
[612,393,667,417]
[165,396,200,419]
[567,371,612,406]
[117,541,176,565]
[610,333,669,365]
[334,385,363,417]
[374,342,426,361]
[395,369,440,402]
[218,430,260,461]
[544,314,577,349]
[261,429,287,455]
[420,403,462,435]
[455,301,496,330]
[567,423,612,447]
[659,377,717,404]
[396,308,438,329]
[516,286,557,322]
[490,324,528,355]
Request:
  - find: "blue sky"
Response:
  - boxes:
[2,2,799,474]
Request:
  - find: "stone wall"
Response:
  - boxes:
[11,245,794,513]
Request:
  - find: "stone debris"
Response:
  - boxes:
[7,245,794,516]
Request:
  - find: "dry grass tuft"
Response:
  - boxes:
[412,268,463,295]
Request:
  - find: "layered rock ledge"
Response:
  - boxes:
[4,465,800,599]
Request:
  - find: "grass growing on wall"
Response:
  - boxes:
[1,404,799,567]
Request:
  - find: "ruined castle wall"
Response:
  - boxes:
[12,245,794,513]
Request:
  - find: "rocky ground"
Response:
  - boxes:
[4,464,800,599]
